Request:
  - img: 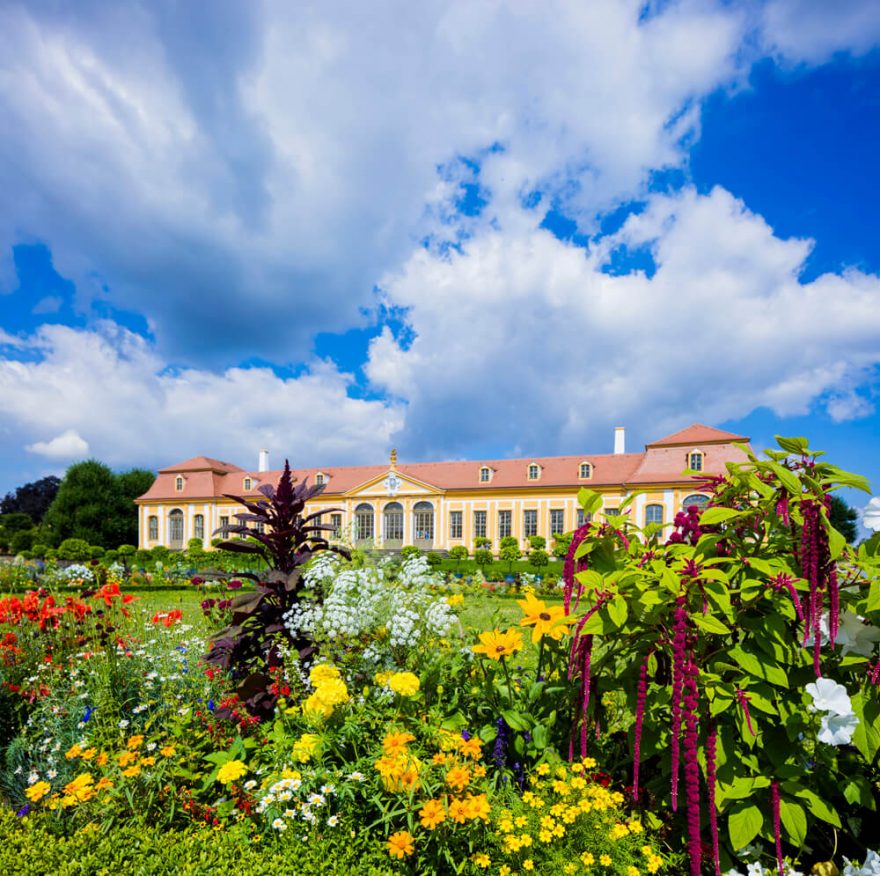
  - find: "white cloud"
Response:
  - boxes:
[367,186,880,457]
[26,429,90,460]
[0,323,404,470]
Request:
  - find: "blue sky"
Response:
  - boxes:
[1,1,879,524]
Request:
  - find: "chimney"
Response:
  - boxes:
[258,449,269,472]
[614,426,625,455]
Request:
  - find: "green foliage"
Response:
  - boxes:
[474,549,494,568]
[57,538,93,562]
[499,536,519,550]
[528,535,546,551]
[0,511,33,535]
[400,545,421,561]
[426,551,442,567]
[499,538,521,572]
[828,495,859,544]
[9,529,36,554]
[527,548,549,568]
[474,536,491,549]
[0,475,60,522]
[448,545,469,567]
[552,531,573,558]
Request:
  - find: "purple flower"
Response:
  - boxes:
[228,579,242,590]
[16,804,30,817]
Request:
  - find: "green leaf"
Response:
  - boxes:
[692,614,732,635]
[843,775,876,810]
[852,692,880,763]
[607,595,628,628]
[824,521,847,561]
[709,695,734,717]
[775,435,809,455]
[699,507,744,526]
[729,644,788,688]
[779,798,807,847]
[788,787,840,827]
[577,488,603,517]
[501,710,531,732]
[767,462,801,495]
[728,802,764,851]
[866,580,880,614]
[531,724,548,750]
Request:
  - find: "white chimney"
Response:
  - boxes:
[614,426,626,455]
[258,449,269,472]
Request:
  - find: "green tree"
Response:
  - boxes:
[552,531,573,559]
[448,545,468,570]
[499,536,521,572]
[116,468,156,544]
[1,476,60,521]
[828,495,859,543]
[528,535,546,551]
[528,548,549,568]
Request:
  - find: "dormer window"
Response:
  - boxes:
[528,463,540,480]
[688,451,704,472]
[479,466,491,483]
[175,476,184,492]
[579,462,592,479]
[316,473,324,486]
[244,477,253,491]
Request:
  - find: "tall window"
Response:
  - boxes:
[682,494,709,511]
[355,503,374,541]
[645,504,664,525]
[413,501,435,542]
[498,510,512,539]
[330,513,342,538]
[244,477,252,491]
[175,476,184,491]
[474,511,487,539]
[689,451,704,471]
[579,462,592,479]
[605,507,620,517]
[219,515,229,538]
[383,502,404,542]
[480,467,490,483]
[194,514,204,540]
[528,464,539,480]
[450,511,463,539]
[148,515,158,540]
[550,509,565,535]
[169,509,184,546]
[523,509,537,537]
[576,509,592,528]
[316,473,324,485]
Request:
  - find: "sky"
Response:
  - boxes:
[1,0,879,522]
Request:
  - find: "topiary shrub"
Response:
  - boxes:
[400,545,421,561]
[57,538,91,562]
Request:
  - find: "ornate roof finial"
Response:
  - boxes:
[390,448,398,469]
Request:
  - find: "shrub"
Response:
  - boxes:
[474,549,493,569]
[527,548,549,568]
[499,538,521,572]
[426,551,442,568]
[400,545,421,561]
[88,545,104,560]
[10,529,36,555]
[527,535,546,551]
[57,538,92,562]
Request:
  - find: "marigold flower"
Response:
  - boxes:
[388,671,420,697]
[309,664,341,686]
[517,593,576,642]
[25,781,51,802]
[382,731,415,756]
[122,765,141,778]
[216,760,248,785]
[445,764,471,792]
[387,831,414,859]
[472,852,490,868]
[448,797,469,823]
[471,628,523,660]
[292,733,321,763]
[419,798,446,829]
[127,735,144,750]
[459,736,482,759]
[160,746,175,758]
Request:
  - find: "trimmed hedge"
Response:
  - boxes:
[0,811,396,876]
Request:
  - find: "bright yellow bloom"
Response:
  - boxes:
[80,748,97,761]
[96,752,108,766]
[216,760,248,785]
[581,852,595,866]
[65,743,83,760]
[463,793,491,821]
[419,798,446,829]
[432,751,449,765]
[448,797,469,823]
[610,822,630,840]
[628,820,643,833]
[536,762,551,776]
[458,736,482,759]
[95,777,113,791]
[446,593,465,606]
[500,867,512,876]
[600,854,613,866]
[63,773,95,802]
[445,764,471,792]
[523,860,534,871]
[472,852,490,868]
[309,664,341,686]
[517,593,576,642]
[388,671,420,697]
[471,628,523,660]
[628,867,641,876]
[139,756,156,767]
[374,670,393,685]
[473,764,487,778]
[117,750,137,767]
[387,831,414,859]
[383,731,415,756]
[160,746,175,758]
[646,855,663,873]
[519,833,534,847]
[293,733,321,763]
[25,781,51,802]
[127,735,144,750]
[122,765,141,778]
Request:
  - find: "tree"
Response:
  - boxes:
[528,548,549,568]
[1,476,61,521]
[448,545,469,571]
[552,531,573,559]
[499,536,521,572]
[116,468,156,544]
[42,461,137,548]
[828,495,859,544]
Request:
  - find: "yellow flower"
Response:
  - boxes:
[581,852,595,866]
[420,798,446,829]
[160,746,175,758]
[600,854,612,866]
[446,593,465,606]
[309,664,341,686]
[293,733,321,763]
[216,760,248,785]
[139,756,156,767]
[374,670,393,685]
[627,867,641,876]
[25,781,51,802]
[610,822,630,840]
[517,593,576,642]
[63,773,95,802]
[646,854,663,874]
[388,672,420,697]
[96,752,108,766]
[387,831,414,859]
[445,764,471,792]
[127,735,144,750]
[463,793,491,821]
[500,867,512,876]
[535,762,551,776]
[95,777,113,791]
[122,765,141,778]
[473,764,487,778]
[472,852,490,869]
[471,628,523,660]
[383,731,415,756]
[523,860,534,871]
[80,748,97,761]
[448,797,469,823]
[117,751,137,767]
[459,736,483,759]
[65,743,83,760]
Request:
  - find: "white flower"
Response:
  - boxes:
[843,851,880,876]
[118,719,130,729]
[244,780,257,790]
[327,814,339,827]
[271,818,287,831]
[836,611,880,658]
[819,711,860,746]
[320,784,335,795]
[47,769,57,779]
[805,678,854,716]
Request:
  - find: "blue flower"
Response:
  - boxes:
[83,706,94,723]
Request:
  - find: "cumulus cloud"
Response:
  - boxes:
[367,186,880,457]
[26,429,90,460]
[0,323,404,471]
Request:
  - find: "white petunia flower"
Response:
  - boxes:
[818,711,859,746]
[805,678,854,716]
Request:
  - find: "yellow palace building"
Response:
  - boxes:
[135,424,750,553]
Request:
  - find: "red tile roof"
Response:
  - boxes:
[159,456,243,474]
[647,424,748,448]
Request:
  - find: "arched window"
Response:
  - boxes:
[688,451,704,472]
[148,515,158,540]
[383,502,404,544]
[243,477,253,491]
[175,476,184,491]
[355,503,374,543]
[528,464,539,480]
[645,504,664,526]
[194,514,205,540]
[168,509,184,548]
[479,466,490,483]
[682,494,709,511]
[413,501,434,546]
[316,473,324,486]
[579,462,592,479]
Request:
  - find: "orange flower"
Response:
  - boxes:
[446,764,471,792]
[463,793,491,821]
[80,748,97,761]
[517,593,576,642]
[95,777,114,792]
[387,831,414,859]
[117,751,137,767]
[122,765,141,778]
[382,731,415,757]
[139,756,156,767]
[459,737,483,759]
[96,752,108,767]
[160,745,176,758]
[419,798,446,830]
[448,797,469,823]
[127,735,144,750]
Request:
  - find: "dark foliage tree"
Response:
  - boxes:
[115,468,156,544]
[828,494,859,543]
[0,476,60,521]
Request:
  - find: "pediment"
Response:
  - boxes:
[346,469,442,498]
